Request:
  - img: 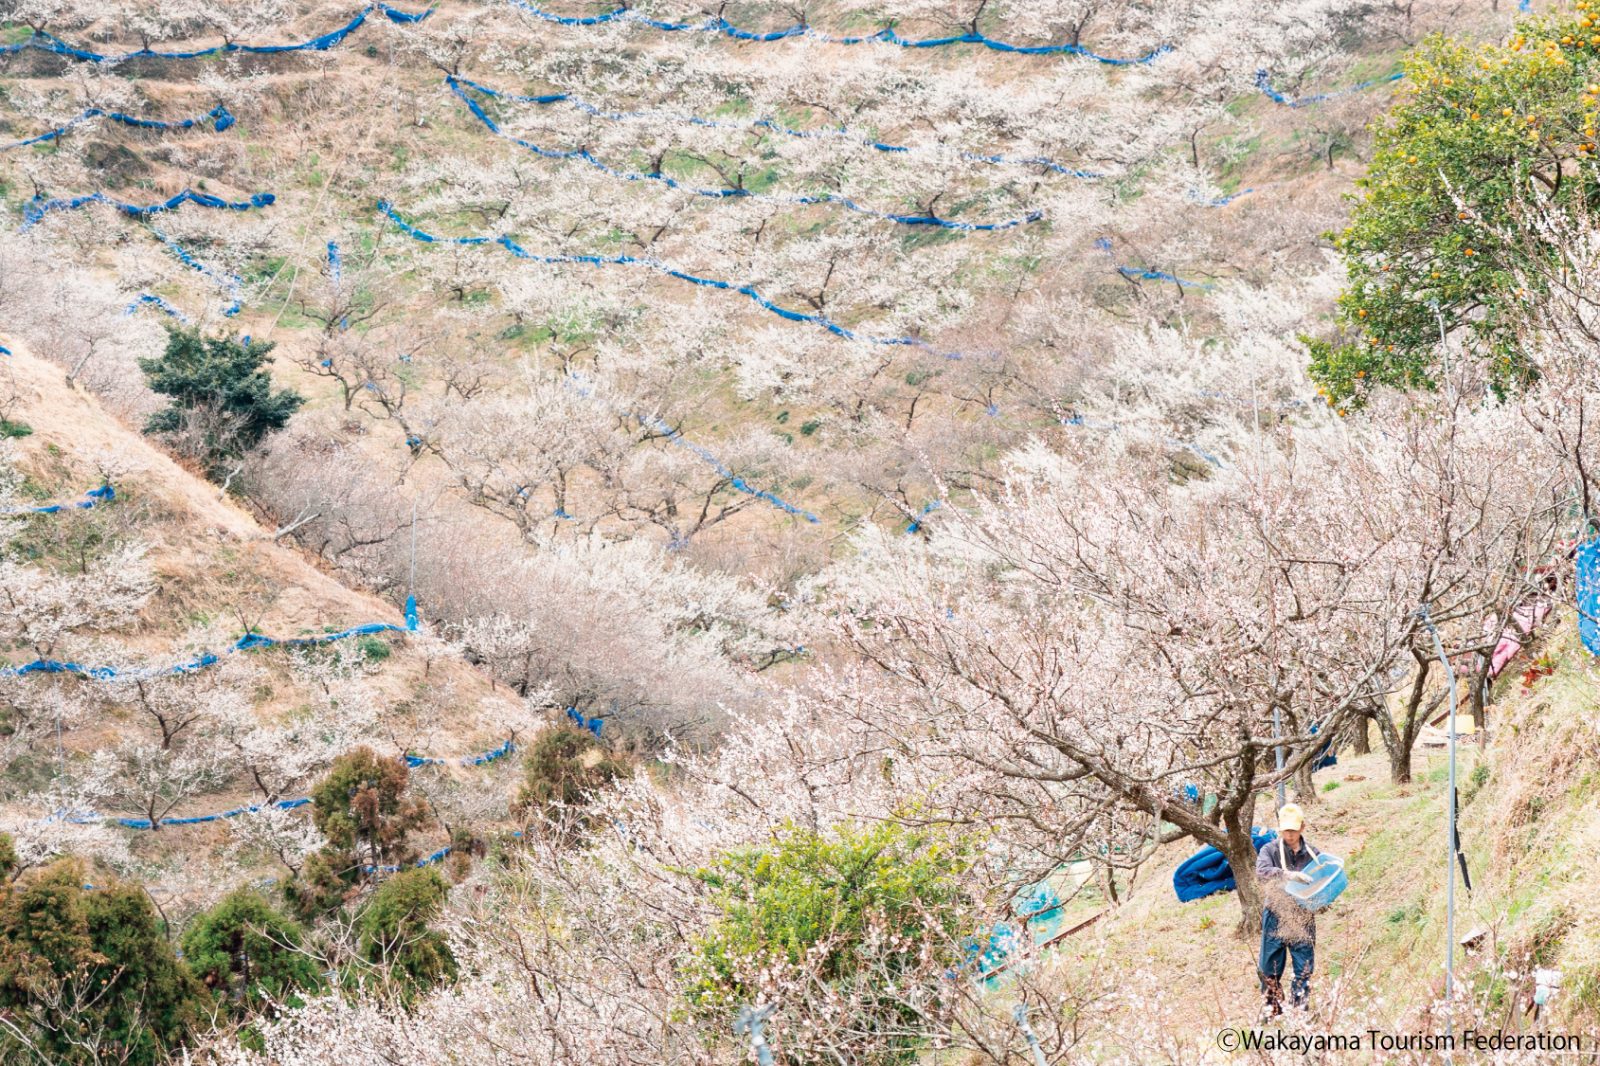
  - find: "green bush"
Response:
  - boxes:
[0,419,30,439]
[683,821,976,1064]
[182,889,323,1015]
[358,869,456,1000]
[288,748,429,917]
[0,859,206,1065]
[513,725,629,821]
[139,329,303,475]
[1310,16,1600,407]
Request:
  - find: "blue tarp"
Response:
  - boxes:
[59,736,512,830]
[3,484,114,516]
[1173,828,1277,902]
[154,229,246,317]
[446,77,1042,232]
[23,188,274,228]
[378,201,963,359]
[1060,413,1224,468]
[1578,538,1600,655]
[566,706,604,737]
[124,293,189,321]
[1118,265,1213,290]
[0,4,433,65]
[2,104,233,151]
[1255,68,1404,109]
[635,412,818,522]
[507,1,1168,64]
[2,620,404,681]
[449,75,1101,180]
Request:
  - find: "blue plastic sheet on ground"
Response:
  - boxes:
[379,201,963,358]
[1118,265,1212,290]
[446,77,1042,232]
[506,1,1167,64]
[124,293,190,321]
[452,74,1100,182]
[22,188,274,228]
[1173,827,1277,902]
[2,484,114,516]
[1578,538,1600,655]
[2,105,233,151]
[1255,68,1404,109]
[566,706,604,737]
[0,4,432,65]
[2,620,404,681]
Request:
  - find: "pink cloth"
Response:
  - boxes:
[1487,600,1553,680]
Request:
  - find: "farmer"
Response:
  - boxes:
[1255,802,1319,1017]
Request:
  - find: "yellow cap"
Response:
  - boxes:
[1278,803,1305,832]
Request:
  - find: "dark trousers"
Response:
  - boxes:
[1258,907,1314,1009]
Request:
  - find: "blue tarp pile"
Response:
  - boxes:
[3,484,114,516]
[448,75,1101,179]
[566,706,604,737]
[507,1,1168,64]
[0,4,432,65]
[1578,538,1600,655]
[2,104,233,151]
[448,76,1045,232]
[1173,827,1277,902]
[23,188,274,227]
[124,293,189,321]
[378,201,962,358]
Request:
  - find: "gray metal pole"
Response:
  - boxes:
[734,1005,776,1066]
[1420,605,1458,1002]
[1274,706,1286,806]
[1014,1005,1050,1066]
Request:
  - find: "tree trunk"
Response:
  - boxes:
[1295,757,1317,806]
[1219,820,1264,936]
[1352,712,1371,755]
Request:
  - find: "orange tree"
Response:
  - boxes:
[1309,12,1600,407]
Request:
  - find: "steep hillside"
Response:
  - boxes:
[0,339,531,915]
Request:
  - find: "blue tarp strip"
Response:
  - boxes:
[2,105,233,151]
[57,738,513,830]
[506,1,1168,64]
[635,412,819,523]
[154,229,246,317]
[22,188,274,228]
[2,484,114,516]
[1578,538,1600,655]
[446,77,1042,232]
[377,201,963,358]
[1060,413,1223,468]
[2,620,405,681]
[0,4,432,65]
[1255,68,1404,109]
[1118,265,1212,290]
[451,75,1100,179]
[1173,828,1277,902]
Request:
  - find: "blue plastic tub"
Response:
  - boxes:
[1285,853,1347,912]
